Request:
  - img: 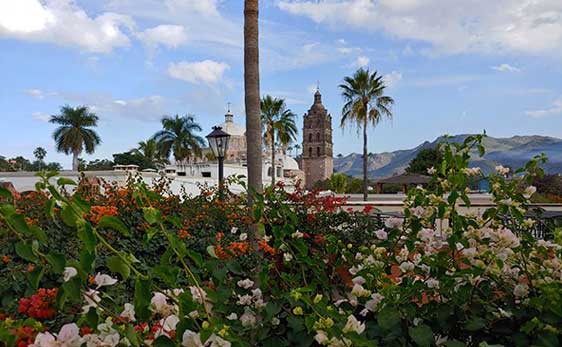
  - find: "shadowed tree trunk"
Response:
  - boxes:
[73,151,80,171]
[362,107,368,201]
[244,0,263,240]
[271,133,275,187]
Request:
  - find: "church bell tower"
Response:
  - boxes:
[302,89,333,189]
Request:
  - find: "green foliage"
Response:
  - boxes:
[1,135,561,346]
[329,173,347,193]
[406,147,443,175]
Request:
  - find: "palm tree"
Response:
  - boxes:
[261,95,297,186]
[244,0,263,201]
[293,143,301,157]
[339,68,394,201]
[152,115,205,164]
[33,147,47,170]
[50,105,101,171]
[131,139,167,168]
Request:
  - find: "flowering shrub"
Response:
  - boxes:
[0,134,561,347]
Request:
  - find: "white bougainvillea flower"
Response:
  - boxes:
[94,273,118,288]
[206,334,231,347]
[384,217,403,229]
[151,292,171,316]
[226,312,238,320]
[120,303,136,322]
[374,229,387,240]
[495,165,510,175]
[182,330,203,347]
[240,309,257,327]
[291,231,304,239]
[32,324,82,347]
[271,317,280,325]
[239,233,248,241]
[190,286,207,305]
[283,253,293,262]
[523,185,537,199]
[237,278,254,289]
[314,330,329,344]
[514,283,529,298]
[82,289,101,313]
[63,267,78,282]
[342,315,365,335]
[427,167,436,175]
[230,227,238,234]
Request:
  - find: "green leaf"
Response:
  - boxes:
[0,187,12,199]
[107,255,131,280]
[465,317,487,331]
[9,214,30,234]
[154,336,175,347]
[377,307,401,331]
[152,265,180,287]
[85,307,99,329]
[79,250,96,275]
[143,207,162,225]
[186,250,203,268]
[27,265,45,290]
[409,324,433,347]
[46,252,66,273]
[98,216,130,237]
[77,222,97,253]
[134,278,152,321]
[444,341,466,347]
[15,241,38,262]
[207,245,218,258]
[29,225,48,245]
[60,203,78,227]
[57,177,77,186]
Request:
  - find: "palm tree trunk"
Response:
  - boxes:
[362,114,368,201]
[72,151,79,171]
[271,132,275,187]
[244,0,263,248]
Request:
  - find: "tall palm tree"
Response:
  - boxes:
[131,139,167,168]
[244,0,262,254]
[33,147,47,170]
[339,68,394,201]
[261,95,297,186]
[293,143,301,157]
[50,105,101,171]
[152,115,205,164]
[244,0,263,201]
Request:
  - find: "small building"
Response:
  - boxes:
[374,173,431,194]
[113,164,140,172]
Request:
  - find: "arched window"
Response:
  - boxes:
[316,133,320,141]
[308,133,312,142]
[309,147,313,157]
[317,147,321,156]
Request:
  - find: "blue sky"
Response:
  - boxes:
[1,0,562,168]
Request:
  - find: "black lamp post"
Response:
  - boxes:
[206,126,231,196]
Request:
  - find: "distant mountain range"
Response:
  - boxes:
[334,135,562,178]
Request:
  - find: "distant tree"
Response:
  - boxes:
[113,152,152,169]
[329,173,347,194]
[84,159,114,171]
[44,162,63,171]
[33,147,47,162]
[131,139,168,168]
[406,148,443,175]
[50,105,101,171]
[340,68,394,201]
[11,156,31,171]
[261,95,298,186]
[152,115,205,163]
[293,144,301,157]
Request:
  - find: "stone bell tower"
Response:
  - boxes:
[302,89,333,189]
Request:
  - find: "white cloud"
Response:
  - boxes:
[25,89,57,99]
[278,0,562,56]
[355,55,370,67]
[32,111,50,122]
[526,97,562,118]
[383,71,403,88]
[0,0,134,53]
[491,63,520,72]
[168,60,230,85]
[138,24,188,49]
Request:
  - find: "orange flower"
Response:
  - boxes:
[227,241,249,255]
[89,205,118,224]
[27,264,35,272]
[258,240,276,256]
[2,256,10,264]
[178,228,190,239]
[215,232,224,242]
[215,245,229,259]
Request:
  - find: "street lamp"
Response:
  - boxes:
[206,126,231,195]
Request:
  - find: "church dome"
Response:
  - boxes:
[218,110,245,136]
[282,155,300,170]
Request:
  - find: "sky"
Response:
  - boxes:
[1,0,562,169]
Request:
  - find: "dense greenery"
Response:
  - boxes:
[0,156,62,172]
[152,115,206,163]
[1,135,561,347]
[406,148,442,175]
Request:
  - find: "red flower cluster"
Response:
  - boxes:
[12,326,37,347]
[18,288,58,320]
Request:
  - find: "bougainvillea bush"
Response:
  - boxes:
[1,134,561,347]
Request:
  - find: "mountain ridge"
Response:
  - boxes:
[333,134,562,178]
